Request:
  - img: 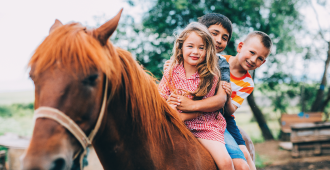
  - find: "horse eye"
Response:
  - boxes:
[83,74,99,86]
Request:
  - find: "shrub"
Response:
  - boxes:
[0,106,12,117]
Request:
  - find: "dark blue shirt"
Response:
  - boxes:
[218,54,230,83]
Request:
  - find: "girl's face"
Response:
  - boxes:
[182,31,206,67]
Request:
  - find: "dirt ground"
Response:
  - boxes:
[255,140,330,170]
[88,140,330,170]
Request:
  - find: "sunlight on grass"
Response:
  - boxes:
[235,113,281,143]
[0,104,34,137]
[255,152,269,168]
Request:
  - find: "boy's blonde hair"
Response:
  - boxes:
[244,31,272,54]
[170,22,220,99]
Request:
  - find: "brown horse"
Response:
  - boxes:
[21,9,254,170]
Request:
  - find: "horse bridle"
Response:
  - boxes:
[33,77,108,170]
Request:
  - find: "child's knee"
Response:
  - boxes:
[242,149,251,160]
[233,158,250,170]
[218,156,233,169]
[239,146,251,160]
[236,162,250,170]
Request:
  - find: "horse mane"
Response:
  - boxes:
[29,22,196,157]
[113,47,197,149]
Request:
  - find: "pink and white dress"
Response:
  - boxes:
[158,64,226,144]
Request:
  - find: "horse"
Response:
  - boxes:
[20,9,254,170]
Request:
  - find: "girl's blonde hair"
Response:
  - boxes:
[169,22,220,100]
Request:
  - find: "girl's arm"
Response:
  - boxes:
[166,95,201,121]
[179,112,201,121]
[171,81,227,113]
[158,67,171,100]
[158,68,178,110]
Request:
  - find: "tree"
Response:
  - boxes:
[141,0,304,140]
[110,0,305,140]
[248,71,275,140]
[309,0,330,112]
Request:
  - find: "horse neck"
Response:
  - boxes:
[91,48,216,169]
[92,93,216,170]
[92,87,163,169]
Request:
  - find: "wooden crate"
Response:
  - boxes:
[291,122,330,157]
[280,112,323,141]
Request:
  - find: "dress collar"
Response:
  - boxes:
[174,64,199,80]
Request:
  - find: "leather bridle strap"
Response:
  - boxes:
[33,78,108,170]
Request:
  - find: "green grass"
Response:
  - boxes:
[0,103,34,137]
[0,146,7,152]
[235,113,281,143]
[0,102,34,164]
[255,152,269,168]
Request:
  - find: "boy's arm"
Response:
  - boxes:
[222,81,237,116]
[224,98,238,116]
[173,81,227,112]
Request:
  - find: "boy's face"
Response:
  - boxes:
[237,36,269,71]
[208,24,229,53]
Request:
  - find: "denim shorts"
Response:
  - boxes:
[225,115,246,145]
[224,129,246,161]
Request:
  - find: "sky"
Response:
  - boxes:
[0,0,329,93]
[0,0,144,92]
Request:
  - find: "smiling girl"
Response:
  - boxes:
[158,22,234,170]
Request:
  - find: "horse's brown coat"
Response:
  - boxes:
[21,10,218,170]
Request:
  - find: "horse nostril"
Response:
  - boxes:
[50,158,66,170]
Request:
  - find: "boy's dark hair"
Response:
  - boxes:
[198,13,233,42]
[244,31,273,51]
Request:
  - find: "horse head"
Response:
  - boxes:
[20,7,226,170]
[20,9,123,170]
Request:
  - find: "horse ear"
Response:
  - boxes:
[94,8,123,46]
[49,19,63,34]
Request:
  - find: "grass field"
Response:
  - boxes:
[236,113,280,143]
[0,90,282,140]
[0,104,34,137]
[0,91,282,168]
[0,101,281,143]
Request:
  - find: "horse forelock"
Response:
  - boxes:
[28,23,121,86]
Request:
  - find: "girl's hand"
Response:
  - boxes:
[175,95,196,112]
[222,82,232,99]
[163,60,172,71]
[167,93,181,106]
[169,104,177,110]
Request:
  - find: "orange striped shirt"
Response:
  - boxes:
[224,55,254,109]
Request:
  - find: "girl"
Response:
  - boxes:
[158,22,234,170]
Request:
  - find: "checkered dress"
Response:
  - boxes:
[158,64,226,144]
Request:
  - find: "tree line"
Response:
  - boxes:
[109,0,330,140]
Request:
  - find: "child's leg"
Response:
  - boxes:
[224,129,250,170]
[239,145,256,170]
[197,138,234,170]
